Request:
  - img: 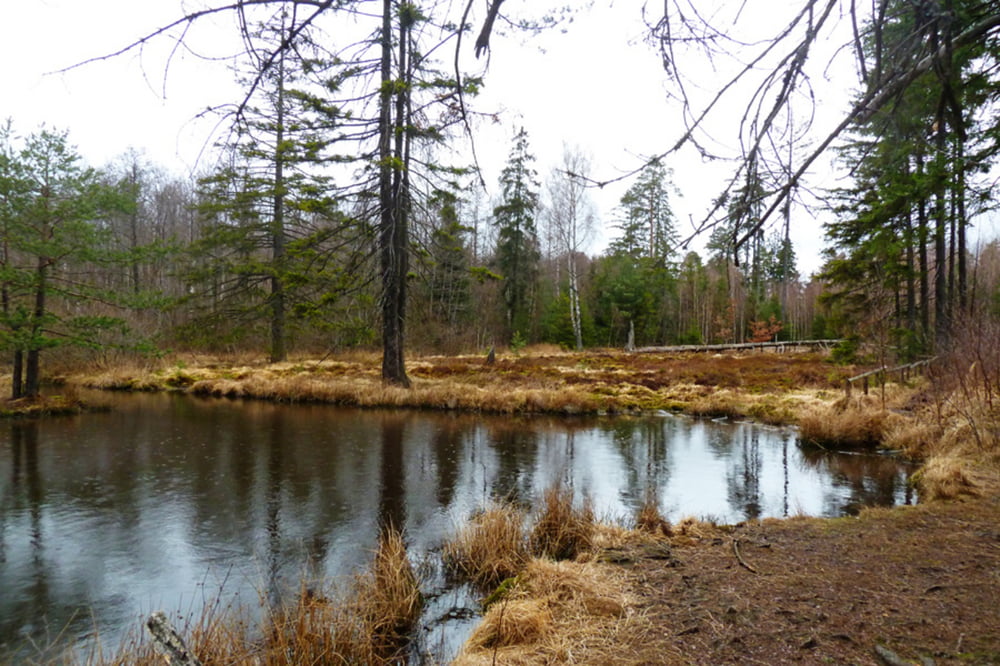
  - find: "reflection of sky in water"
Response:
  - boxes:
[0,394,913,661]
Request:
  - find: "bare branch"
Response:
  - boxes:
[475,0,506,58]
[733,10,1000,252]
[55,2,295,74]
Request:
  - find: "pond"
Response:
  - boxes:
[0,391,915,662]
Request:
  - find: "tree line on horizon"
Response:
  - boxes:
[2,0,1000,398]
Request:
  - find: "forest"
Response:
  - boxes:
[1,0,999,393]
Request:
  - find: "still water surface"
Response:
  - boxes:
[0,392,914,660]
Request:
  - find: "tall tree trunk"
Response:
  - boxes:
[129,162,141,295]
[270,34,288,364]
[948,173,956,309]
[11,350,23,400]
[1,236,21,399]
[905,208,917,337]
[379,0,410,387]
[933,125,949,348]
[956,134,968,312]
[25,259,47,398]
[916,150,930,342]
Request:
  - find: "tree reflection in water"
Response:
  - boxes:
[378,414,408,533]
[798,444,916,515]
[727,428,762,520]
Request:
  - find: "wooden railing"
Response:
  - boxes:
[844,358,937,397]
[633,340,842,354]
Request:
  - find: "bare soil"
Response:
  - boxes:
[614,496,1000,665]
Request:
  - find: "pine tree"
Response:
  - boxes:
[0,127,133,398]
[601,159,680,345]
[823,0,999,354]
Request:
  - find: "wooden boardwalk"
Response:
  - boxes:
[632,339,841,354]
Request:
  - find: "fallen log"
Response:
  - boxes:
[633,340,840,354]
[146,611,202,666]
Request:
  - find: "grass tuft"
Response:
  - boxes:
[635,491,672,536]
[336,525,424,663]
[913,455,979,501]
[798,395,902,449]
[452,559,638,665]
[529,485,595,561]
[443,503,530,589]
[65,527,422,666]
[462,599,552,651]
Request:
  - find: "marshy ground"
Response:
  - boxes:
[16,346,1000,664]
[71,346,857,422]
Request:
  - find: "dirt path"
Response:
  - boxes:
[617,497,1000,665]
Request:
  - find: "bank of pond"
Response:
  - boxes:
[0,391,916,663]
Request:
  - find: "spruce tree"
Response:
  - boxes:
[492,127,541,342]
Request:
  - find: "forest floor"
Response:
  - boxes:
[609,497,1000,665]
[52,347,1000,664]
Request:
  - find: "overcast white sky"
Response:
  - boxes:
[2,0,874,276]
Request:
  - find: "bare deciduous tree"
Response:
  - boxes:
[544,145,596,350]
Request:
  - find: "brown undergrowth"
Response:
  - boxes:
[878,320,1000,499]
[446,488,1000,666]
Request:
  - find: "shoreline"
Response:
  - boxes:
[60,348,865,425]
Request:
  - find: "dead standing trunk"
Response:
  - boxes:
[269,30,288,364]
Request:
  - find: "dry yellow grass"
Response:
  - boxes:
[65,365,165,392]
[334,526,423,663]
[63,349,851,420]
[913,454,979,500]
[634,492,671,536]
[798,393,909,449]
[529,486,595,561]
[452,559,646,666]
[461,598,553,652]
[886,397,1000,499]
[687,390,746,419]
[443,503,531,589]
